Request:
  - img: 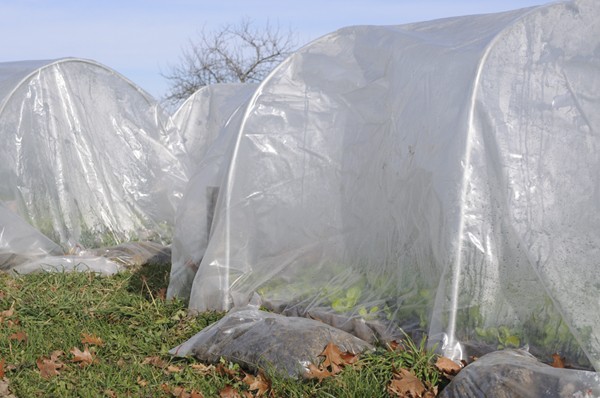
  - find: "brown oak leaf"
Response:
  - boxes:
[219,385,242,398]
[159,381,203,398]
[191,363,215,375]
[387,368,427,397]
[170,386,204,398]
[435,356,462,377]
[142,356,168,369]
[320,342,345,373]
[242,371,270,396]
[36,356,64,379]
[305,363,333,381]
[216,363,240,378]
[50,350,64,361]
[167,365,183,373]
[137,376,148,387]
[0,303,14,318]
[387,340,401,351]
[70,346,95,367]
[81,333,104,346]
[171,386,191,397]
[340,351,359,365]
[305,342,360,381]
[8,331,27,343]
[319,342,358,375]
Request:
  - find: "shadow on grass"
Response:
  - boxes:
[127,260,172,301]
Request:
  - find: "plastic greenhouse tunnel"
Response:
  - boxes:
[0,58,188,272]
[167,0,600,373]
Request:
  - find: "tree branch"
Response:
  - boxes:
[162,18,297,107]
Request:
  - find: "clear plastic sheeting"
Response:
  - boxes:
[85,241,171,268]
[0,202,62,270]
[1,201,122,275]
[0,58,188,251]
[439,349,600,397]
[170,0,600,371]
[9,255,123,276]
[172,83,257,167]
[168,87,253,301]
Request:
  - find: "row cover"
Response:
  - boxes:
[0,58,188,252]
[168,0,600,371]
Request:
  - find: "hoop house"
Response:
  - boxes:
[171,0,600,369]
[0,58,187,250]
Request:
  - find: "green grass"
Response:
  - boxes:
[0,265,447,397]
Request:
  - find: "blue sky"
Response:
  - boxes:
[1,0,551,101]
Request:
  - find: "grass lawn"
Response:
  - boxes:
[0,264,449,397]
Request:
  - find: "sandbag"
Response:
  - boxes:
[170,307,374,378]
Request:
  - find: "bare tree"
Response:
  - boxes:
[163,18,297,107]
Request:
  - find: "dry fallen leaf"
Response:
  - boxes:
[242,371,270,397]
[435,356,462,377]
[70,346,95,367]
[161,383,171,393]
[167,365,183,373]
[104,389,117,398]
[161,382,204,398]
[137,376,148,387]
[0,305,15,319]
[0,359,4,378]
[0,377,16,398]
[191,363,215,375]
[340,351,359,366]
[551,353,566,368]
[216,363,240,378]
[387,368,427,398]
[387,340,400,351]
[36,356,64,379]
[6,319,19,327]
[304,363,333,381]
[428,386,439,397]
[219,385,242,398]
[320,342,345,374]
[304,342,361,381]
[81,333,104,346]
[175,386,203,398]
[142,356,168,369]
[50,350,64,360]
[171,386,188,397]
[8,331,27,343]
[157,287,167,300]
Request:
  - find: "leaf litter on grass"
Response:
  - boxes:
[70,346,96,367]
[36,350,65,379]
[0,270,464,397]
[0,270,227,396]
